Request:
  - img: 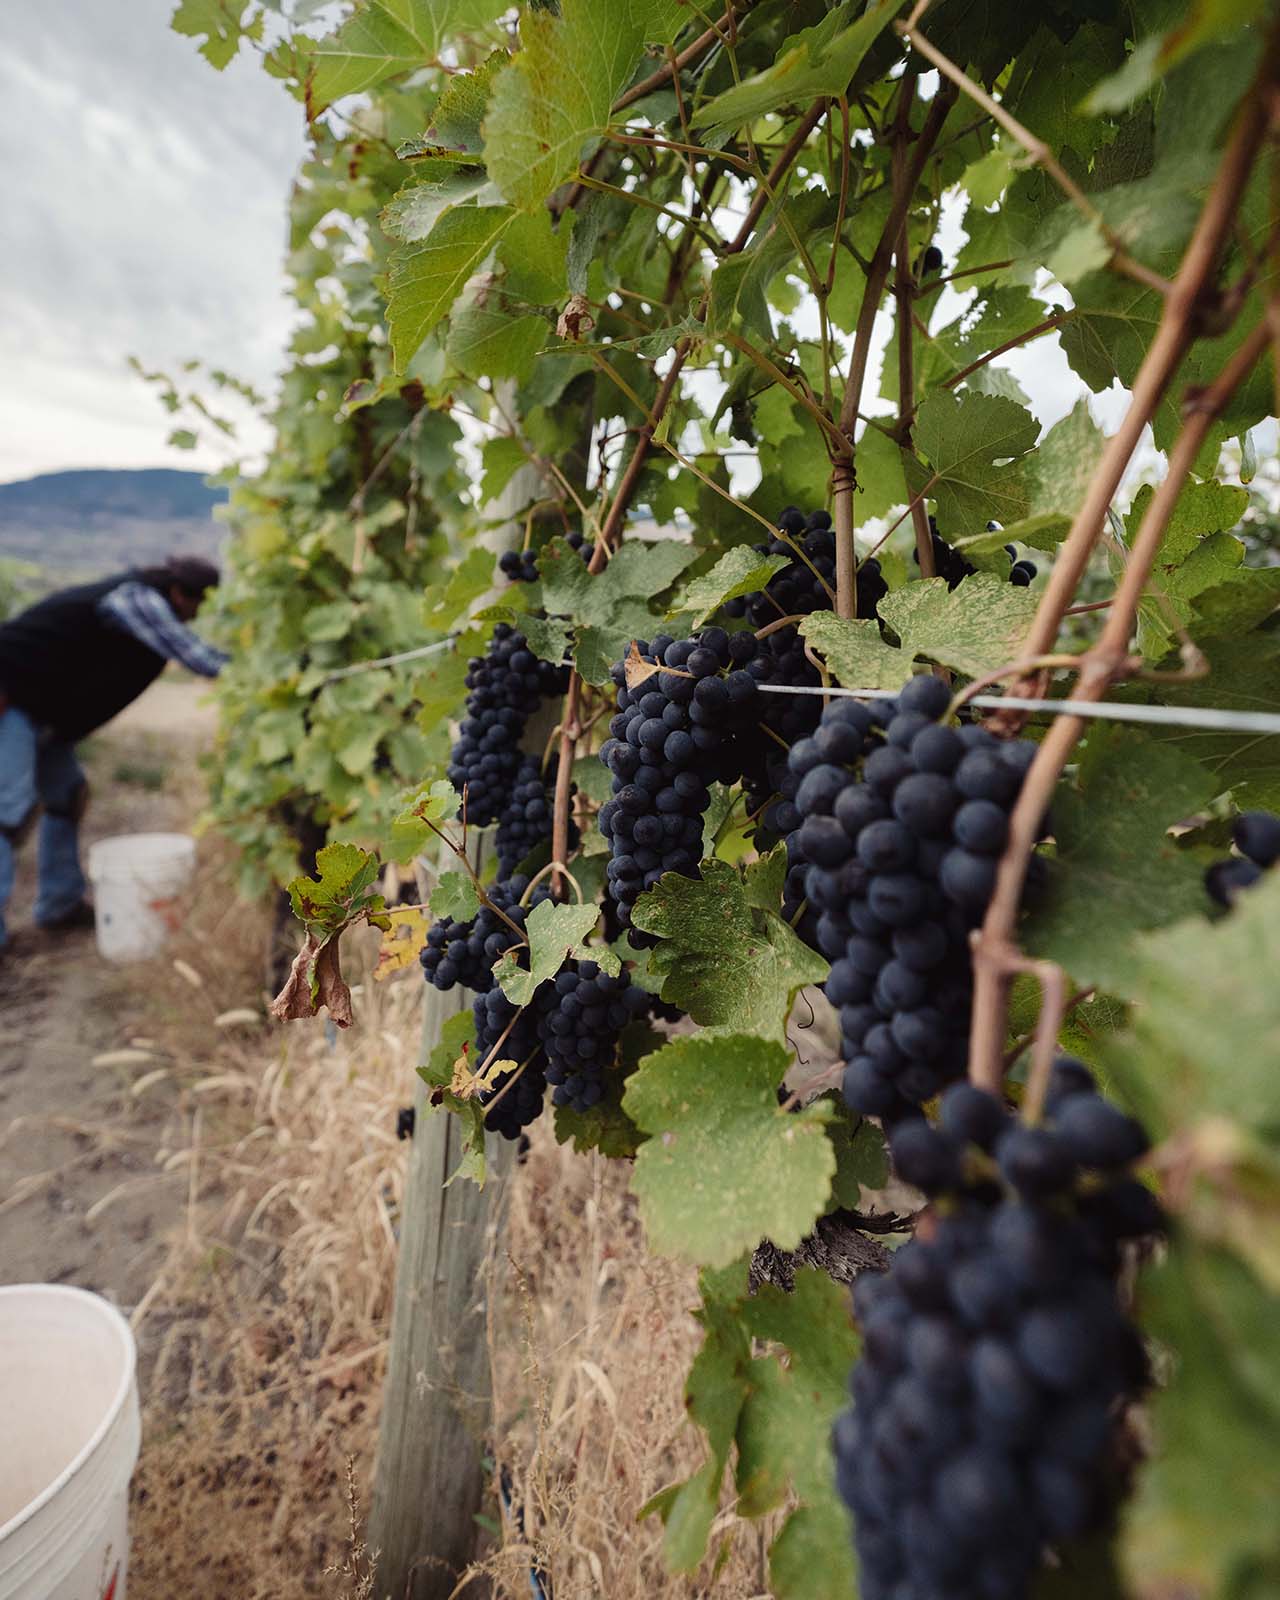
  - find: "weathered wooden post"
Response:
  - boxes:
[369,953,514,1600]
[369,442,548,1598]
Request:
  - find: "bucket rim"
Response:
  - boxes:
[0,1284,138,1547]
[87,831,196,863]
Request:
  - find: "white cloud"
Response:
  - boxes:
[0,0,307,481]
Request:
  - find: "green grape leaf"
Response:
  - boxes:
[1087,0,1267,113]
[571,751,613,805]
[690,0,907,143]
[1136,634,1280,810]
[480,434,529,502]
[172,0,262,68]
[961,512,1070,557]
[1121,1238,1280,1596]
[493,898,618,1007]
[1022,728,1216,995]
[826,1109,890,1207]
[537,536,699,682]
[904,389,1039,530]
[430,869,479,923]
[447,305,547,383]
[800,613,909,691]
[387,205,514,371]
[878,575,1038,679]
[744,844,788,915]
[1103,873,1280,1141]
[668,548,789,624]
[381,167,491,244]
[429,50,506,154]
[286,841,387,940]
[623,1035,835,1267]
[631,859,829,1042]
[1026,398,1106,520]
[424,545,496,630]
[389,777,463,858]
[303,0,507,112]
[853,424,910,521]
[484,0,684,211]
[708,190,829,340]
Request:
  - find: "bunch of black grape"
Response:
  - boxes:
[447,623,568,826]
[916,517,1037,589]
[471,986,547,1140]
[495,754,578,875]
[1205,809,1280,906]
[534,958,651,1111]
[498,529,588,585]
[420,875,546,994]
[598,627,763,931]
[835,1063,1160,1600]
[784,674,1039,1122]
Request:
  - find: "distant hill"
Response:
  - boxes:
[0,468,229,578]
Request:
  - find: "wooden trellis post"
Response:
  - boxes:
[369,441,549,1598]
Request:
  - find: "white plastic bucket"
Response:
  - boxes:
[87,832,196,963]
[0,1285,141,1600]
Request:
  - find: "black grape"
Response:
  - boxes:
[420,874,547,995]
[534,958,650,1112]
[912,516,1038,590]
[447,623,567,826]
[835,1069,1161,1600]
[471,986,547,1140]
[784,674,1039,1119]
[499,529,588,584]
[599,627,764,939]
[495,754,577,875]
[1205,807,1280,906]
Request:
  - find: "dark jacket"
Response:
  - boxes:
[0,572,168,743]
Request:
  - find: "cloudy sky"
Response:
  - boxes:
[0,0,307,483]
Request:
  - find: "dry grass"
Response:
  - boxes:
[117,841,770,1599]
[120,855,411,1600]
[476,1131,780,1600]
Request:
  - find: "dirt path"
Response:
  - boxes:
[0,673,218,1306]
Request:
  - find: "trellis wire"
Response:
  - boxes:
[318,636,1280,736]
[753,681,1280,736]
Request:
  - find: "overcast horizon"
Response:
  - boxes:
[0,0,306,485]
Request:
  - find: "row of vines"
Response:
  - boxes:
[173,1,1279,1596]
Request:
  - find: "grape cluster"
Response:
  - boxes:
[534,958,650,1111]
[724,506,888,630]
[598,627,762,932]
[1205,809,1280,906]
[915,518,1037,589]
[495,754,575,875]
[448,624,568,826]
[420,875,546,994]
[499,529,588,585]
[471,987,547,1140]
[835,1064,1160,1600]
[782,674,1039,1121]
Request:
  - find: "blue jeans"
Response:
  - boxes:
[0,706,88,949]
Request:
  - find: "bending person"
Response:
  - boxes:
[0,555,227,955]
